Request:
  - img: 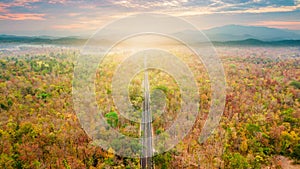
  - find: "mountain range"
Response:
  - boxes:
[203,24,300,41]
[1,25,300,46]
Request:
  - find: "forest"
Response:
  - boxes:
[0,46,299,168]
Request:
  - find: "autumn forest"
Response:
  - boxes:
[0,46,299,168]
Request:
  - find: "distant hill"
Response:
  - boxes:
[204,25,300,41]
[212,39,300,46]
[0,35,85,45]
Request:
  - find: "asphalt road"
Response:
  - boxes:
[141,70,153,169]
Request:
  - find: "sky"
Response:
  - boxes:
[0,0,300,36]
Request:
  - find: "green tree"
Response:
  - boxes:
[105,111,119,128]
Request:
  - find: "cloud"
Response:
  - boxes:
[52,23,84,29]
[103,0,300,16]
[1,0,299,19]
[0,0,42,15]
[0,0,46,21]
[171,0,300,16]
[51,17,108,30]
[48,0,68,4]
[0,13,45,20]
[240,4,300,13]
[7,0,41,7]
[216,0,295,7]
[67,12,81,17]
[0,3,9,13]
[111,0,191,10]
[111,0,297,9]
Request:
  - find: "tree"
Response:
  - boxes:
[105,112,118,128]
